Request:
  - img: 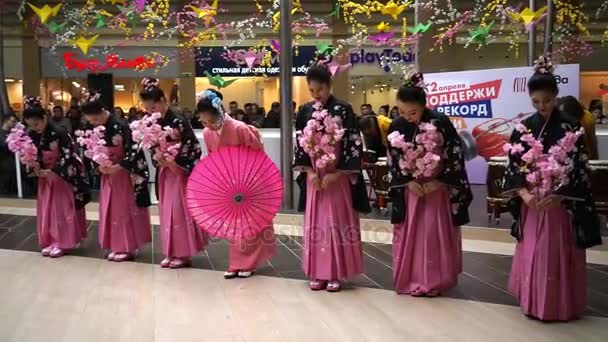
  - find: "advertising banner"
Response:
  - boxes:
[423,64,580,184]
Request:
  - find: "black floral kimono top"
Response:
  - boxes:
[501,110,602,249]
[387,110,472,226]
[102,115,151,207]
[29,122,91,209]
[293,95,370,213]
[154,108,202,176]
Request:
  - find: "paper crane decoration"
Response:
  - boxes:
[407,22,432,34]
[95,11,113,29]
[468,21,494,44]
[326,60,351,76]
[134,0,146,13]
[315,42,333,57]
[190,0,219,25]
[380,0,410,21]
[327,1,340,19]
[117,5,139,27]
[109,0,126,4]
[27,3,62,24]
[242,50,265,69]
[368,31,397,45]
[72,34,99,55]
[377,22,391,32]
[269,39,281,53]
[204,71,237,89]
[47,20,66,34]
[508,6,547,32]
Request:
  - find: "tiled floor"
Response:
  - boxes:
[1,213,607,318]
[3,249,607,342]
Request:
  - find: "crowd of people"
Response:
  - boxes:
[0,59,603,323]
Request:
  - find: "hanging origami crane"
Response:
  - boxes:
[325,60,351,76]
[508,6,548,32]
[204,71,237,89]
[269,39,281,53]
[407,22,432,34]
[380,0,411,21]
[27,3,62,24]
[134,0,146,13]
[315,42,333,57]
[47,20,66,34]
[72,34,99,55]
[468,21,494,44]
[190,0,219,26]
[95,10,113,29]
[368,31,397,45]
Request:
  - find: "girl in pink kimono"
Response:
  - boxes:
[81,91,152,262]
[293,65,370,292]
[140,77,207,268]
[22,96,90,258]
[196,89,276,279]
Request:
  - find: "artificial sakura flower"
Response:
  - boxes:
[298,101,345,170]
[6,123,38,169]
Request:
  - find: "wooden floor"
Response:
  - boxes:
[1,249,607,342]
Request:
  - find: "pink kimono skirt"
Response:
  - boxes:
[508,205,586,321]
[158,166,208,258]
[98,146,151,253]
[302,171,363,281]
[37,150,87,249]
[392,186,462,296]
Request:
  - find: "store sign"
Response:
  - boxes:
[350,48,414,72]
[62,52,157,72]
[195,46,317,77]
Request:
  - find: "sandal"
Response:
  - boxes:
[237,270,254,278]
[309,280,328,291]
[160,258,172,268]
[224,270,238,279]
[41,246,53,257]
[169,258,191,269]
[49,247,65,258]
[326,281,342,293]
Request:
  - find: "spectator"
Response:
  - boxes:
[234,109,250,124]
[378,105,390,117]
[359,113,392,157]
[51,105,72,133]
[249,103,265,128]
[390,106,399,119]
[127,107,139,122]
[67,106,85,135]
[114,107,126,120]
[360,103,374,116]
[558,96,598,160]
[244,103,253,116]
[0,113,18,195]
[590,105,604,124]
[229,101,239,117]
[263,102,281,128]
[185,107,203,129]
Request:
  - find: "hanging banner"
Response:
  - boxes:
[423,64,580,184]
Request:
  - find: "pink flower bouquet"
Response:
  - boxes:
[130,113,181,162]
[75,126,112,168]
[297,102,346,169]
[388,122,444,179]
[6,123,38,169]
[504,123,583,199]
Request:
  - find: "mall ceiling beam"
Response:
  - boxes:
[279,0,294,210]
[543,0,554,56]
[528,0,536,66]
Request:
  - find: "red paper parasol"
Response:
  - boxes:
[186,146,283,241]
